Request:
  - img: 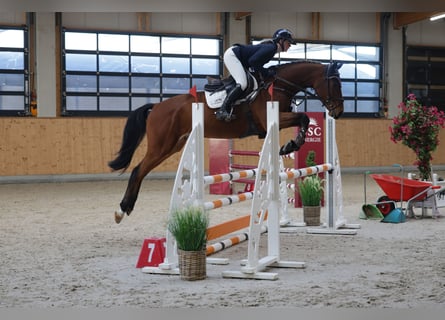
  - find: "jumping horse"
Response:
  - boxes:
[109,61,344,223]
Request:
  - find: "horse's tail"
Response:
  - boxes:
[108,104,153,172]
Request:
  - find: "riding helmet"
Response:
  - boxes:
[273,28,296,45]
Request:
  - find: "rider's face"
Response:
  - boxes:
[280,40,291,52]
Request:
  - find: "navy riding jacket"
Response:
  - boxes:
[232,41,278,78]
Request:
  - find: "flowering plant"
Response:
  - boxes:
[389,94,445,180]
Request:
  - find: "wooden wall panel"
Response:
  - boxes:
[0,117,183,176]
[232,119,445,169]
[0,117,444,177]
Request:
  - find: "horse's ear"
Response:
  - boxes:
[328,62,343,76]
[331,61,342,70]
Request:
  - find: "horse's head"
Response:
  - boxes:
[313,62,344,119]
[274,61,344,119]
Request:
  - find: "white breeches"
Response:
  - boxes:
[224,46,248,91]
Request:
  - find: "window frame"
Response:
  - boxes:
[405,45,445,112]
[0,25,29,116]
[61,28,223,116]
[254,38,383,118]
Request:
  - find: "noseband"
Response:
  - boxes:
[323,74,344,112]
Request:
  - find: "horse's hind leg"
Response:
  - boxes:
[115,163,145,223]
[115,136,189,224]
[279,112,310,155]
[115,153,163,223]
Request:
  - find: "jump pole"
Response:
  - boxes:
[203,191,256,265]
[206,215,268,259]
[203,191,269,265]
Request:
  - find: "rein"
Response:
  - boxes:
[271,64,344,112]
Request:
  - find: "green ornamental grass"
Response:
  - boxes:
[298,175,324,207]
[298,150,324,206]
[168,206,209,251]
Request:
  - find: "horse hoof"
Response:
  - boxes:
[115,209,125,224]
[279,140,299,155]
[279,145,290,155]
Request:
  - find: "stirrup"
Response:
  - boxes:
[215,109,236,122]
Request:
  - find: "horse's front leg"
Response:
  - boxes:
[278,112,310,155]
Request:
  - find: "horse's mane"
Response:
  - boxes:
[275,60,323,71]
[275,60,341,77]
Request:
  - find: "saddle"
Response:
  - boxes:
[204,72,259,109]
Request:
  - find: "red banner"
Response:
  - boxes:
[208,139,232,195]
[293,112,325,207]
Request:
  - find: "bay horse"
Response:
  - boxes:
[109,61,344,223]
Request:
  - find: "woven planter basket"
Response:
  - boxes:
[178,249,206,281]
[303,205,321,226]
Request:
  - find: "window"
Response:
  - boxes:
[256,40,382,118]
[0,27,29,116]
[405,46,445,112]
[61,29,222,115]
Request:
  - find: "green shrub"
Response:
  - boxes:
[167,206,209,251]
[305,150,317,167]
[298,175,324,207]
[298,150,324,206]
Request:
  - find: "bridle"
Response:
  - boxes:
[271,64,344,112]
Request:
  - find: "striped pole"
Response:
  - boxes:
[229,150,295,193]
[279,163,332,181]
[206,225,267,256]
[203,169,264,185]
[204,163,331,188]
[206,233,248,256]
[229,150,295,159]
[203,191,254,210]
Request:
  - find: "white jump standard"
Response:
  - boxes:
[306,110,360,235]
[222,101,305,280]
[142,99,356,280]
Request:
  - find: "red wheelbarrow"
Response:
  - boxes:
[370,174,441,220]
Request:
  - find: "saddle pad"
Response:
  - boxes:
[205,90,226,109]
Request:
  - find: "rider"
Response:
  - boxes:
[215,28,296,122]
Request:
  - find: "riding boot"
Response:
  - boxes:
[215,84,243,122]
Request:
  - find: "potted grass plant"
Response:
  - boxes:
[167,206,209,280]
[298,151,324,226]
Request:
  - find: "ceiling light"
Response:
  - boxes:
[430,13,445,21]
